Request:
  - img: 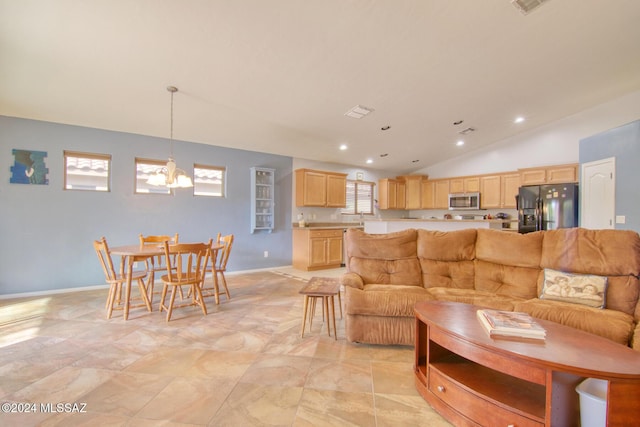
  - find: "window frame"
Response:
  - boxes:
[193,163,226,197]
[342,179,375,215]
[63,150,111,192]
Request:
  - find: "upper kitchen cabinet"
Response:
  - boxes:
[481,173,521,209]
[421,180,435,209]
[519,164,578,185]
[398,175,427,210]
[433,179,450,209]
[479,175,501,208]
[378,178,406,210]
[295,168,347,207]
[500,173,520,209]
[449,176,480,194]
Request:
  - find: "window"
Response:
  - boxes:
[342,180,374,215]
[64,151,111,191]
[194,164,226,197]
[135,158,171,195]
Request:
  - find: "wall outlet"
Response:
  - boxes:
[264,251,269,258]
[616,215,626,224]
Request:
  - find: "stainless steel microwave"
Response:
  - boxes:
[448,192,480,210]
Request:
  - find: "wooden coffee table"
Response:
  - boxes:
[414,301,640,427]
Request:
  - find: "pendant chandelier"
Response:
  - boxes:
[146,86,193,188]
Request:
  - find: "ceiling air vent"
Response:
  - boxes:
[511,0,549,15]
[344,105,374,119]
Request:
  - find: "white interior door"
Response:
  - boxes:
[581,157,615,229]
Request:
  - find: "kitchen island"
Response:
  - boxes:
[364,218,517,234]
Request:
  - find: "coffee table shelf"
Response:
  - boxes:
[414,301,640,427]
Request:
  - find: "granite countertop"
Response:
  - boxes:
[293,222,365,229]
[366,218,518,223]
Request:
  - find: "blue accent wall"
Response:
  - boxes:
[0,116,293,295]
[579,119,640,232]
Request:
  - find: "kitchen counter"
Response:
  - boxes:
[293,222,365,230]
[364,218,517,234]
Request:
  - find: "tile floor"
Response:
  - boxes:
[0,269,452,426]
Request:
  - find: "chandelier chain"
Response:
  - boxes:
[168,86,177,157]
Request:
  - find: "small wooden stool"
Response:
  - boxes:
[299,277,342,339]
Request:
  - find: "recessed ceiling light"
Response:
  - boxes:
[381,125,391,131]
[339,144,348,150]
[366,159,373,164]
[456,140,465,147]
[453,120,464,126]
[344,105,374,119]
[514,116,525,124]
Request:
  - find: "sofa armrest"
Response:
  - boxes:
[632,322,640,352]
[341,272,364,290]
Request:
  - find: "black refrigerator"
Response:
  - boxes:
[517,183,579,233]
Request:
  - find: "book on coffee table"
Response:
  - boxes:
[476,309,546,340]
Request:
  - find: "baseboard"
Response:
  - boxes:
[0,266,293,300]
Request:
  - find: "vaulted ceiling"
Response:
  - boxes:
[2,1,640,173]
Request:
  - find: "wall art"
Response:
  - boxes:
[10,149,49,185]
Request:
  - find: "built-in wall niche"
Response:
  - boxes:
[250,167,275,233]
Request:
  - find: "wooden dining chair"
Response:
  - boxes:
[158,240,212,321]
[202,234,234,304]
[93,237,151,319]
[138,233,179,304]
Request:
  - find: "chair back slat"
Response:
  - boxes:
[93,237,118,282]
[215,234,234,270]
[163,240,212,285]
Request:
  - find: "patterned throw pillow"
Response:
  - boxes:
[539,268,607,309]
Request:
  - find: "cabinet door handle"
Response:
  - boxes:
[437,385,445,393]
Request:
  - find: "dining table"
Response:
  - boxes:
[109,242,223,319]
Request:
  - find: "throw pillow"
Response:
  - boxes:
[539,268,607,309]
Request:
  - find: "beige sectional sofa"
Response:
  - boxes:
[342,227,640,350]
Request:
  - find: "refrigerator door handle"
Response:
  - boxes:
[536,197,542,231]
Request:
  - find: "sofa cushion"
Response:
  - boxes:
[348,258,423,286]
[346,228,417,260]
[346,229,422,286]
[345,284,433,317]
[417,229,476,289]
[541,228,640,316]
[474,229,543,298]
[541,228,640,275]
[540,268,607,309]
[514,299,635,346]
[426,288,520,311]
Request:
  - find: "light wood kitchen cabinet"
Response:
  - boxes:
[421,180,435,209]
[481,173,520,209]
[292,228,343,271]
[500,173,520,208]
[449,176,480,194]
[519,164,578,185]
[399,175,426,209]
[480,175,501,208]
[434,180,450,209]
[295,169,347,207]
[379,179,406,209]
[546,164,578,183]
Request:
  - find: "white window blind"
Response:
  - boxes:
[64,151,111,192]
[342,180,374,215]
